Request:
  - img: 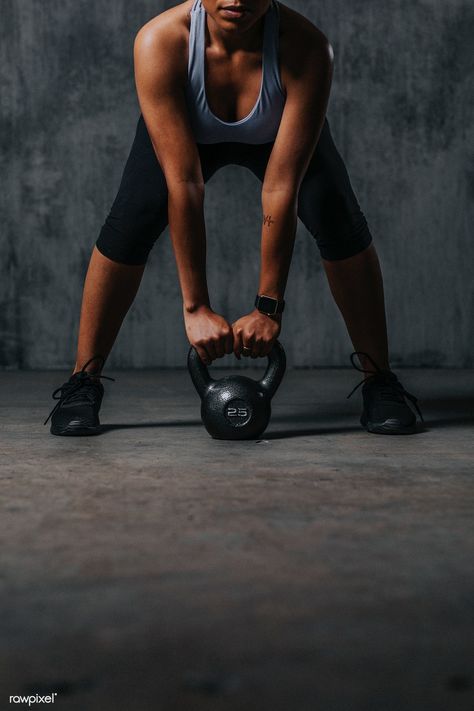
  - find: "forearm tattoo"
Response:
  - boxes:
[263,214,276,227]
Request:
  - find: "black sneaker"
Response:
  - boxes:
[43,355,115,436]
[346,351,424,435]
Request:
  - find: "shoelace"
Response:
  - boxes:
[43,355,116,426]
[346,351,424,423]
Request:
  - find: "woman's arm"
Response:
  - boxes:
[232,27,333,359]
[167,182,209,311]
[134,23,209,307]
[134,23,233,364]
[258,189,298,301]
[259,26,334,297]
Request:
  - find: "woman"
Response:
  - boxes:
[44,0,423,436]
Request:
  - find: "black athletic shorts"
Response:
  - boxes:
[96,113,373,265]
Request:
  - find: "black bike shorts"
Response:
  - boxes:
[96,113,373,265]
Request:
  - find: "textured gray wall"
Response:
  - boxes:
[1,0,472,369]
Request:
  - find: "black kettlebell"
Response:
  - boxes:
[187,340,286,440]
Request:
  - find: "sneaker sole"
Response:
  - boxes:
[361,416,417,435]
[50,424,102,436]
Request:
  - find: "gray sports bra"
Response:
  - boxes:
[184,0,286,144]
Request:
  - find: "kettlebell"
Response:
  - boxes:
[187,340,286,440]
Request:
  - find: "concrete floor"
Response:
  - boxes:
[1,366,473,711]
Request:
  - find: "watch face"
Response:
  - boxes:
[260,296,276,313]
[256,295,284,314]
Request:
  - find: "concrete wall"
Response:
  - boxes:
[1,0,472,369]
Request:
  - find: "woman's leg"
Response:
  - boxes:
[296,118,390,376]
[72,247,146,375]
[321,243,390,375]
[239,129,388,375]
[72,118,226,375]
[70,115,169,375]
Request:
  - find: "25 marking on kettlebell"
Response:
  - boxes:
[226,407,249,417]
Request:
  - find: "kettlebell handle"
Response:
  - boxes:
[259,340,286,398]
[187,340,286,399]
[187,346,214,398]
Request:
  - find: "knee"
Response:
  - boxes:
[96,196,167,266]
[95,224,152,266]
[316,212,373,261]
[298,181,373,261]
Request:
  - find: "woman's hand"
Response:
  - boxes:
[184,305,234,365]
[232,309,282,359]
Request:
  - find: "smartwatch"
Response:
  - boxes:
[255,293,285,316]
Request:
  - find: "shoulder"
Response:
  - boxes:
[277,1,334,86]
[134,0,193,85]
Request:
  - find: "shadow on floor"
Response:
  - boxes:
[266,420,432,440]
[98,393,474,437]
[101,420,200,432]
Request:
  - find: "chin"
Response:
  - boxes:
[218,15,254,31]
